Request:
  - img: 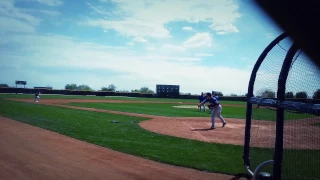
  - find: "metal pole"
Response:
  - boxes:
[243,32,288,176]
[273,43,299,179]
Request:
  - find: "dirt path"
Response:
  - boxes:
[0,116,240,180]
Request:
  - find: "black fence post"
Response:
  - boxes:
[243,32,288,172]
[273,43,299,179]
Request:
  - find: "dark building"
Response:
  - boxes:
[156,84,180,98]
[34,87,53,90]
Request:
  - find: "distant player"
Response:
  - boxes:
[198,92,227,129]
[34,92,40,102]
[198,92,206,112]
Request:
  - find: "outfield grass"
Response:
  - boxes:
[68,102,246,118]
[0,94,246,105]
[0,99,318,178]
[67,102,315,121]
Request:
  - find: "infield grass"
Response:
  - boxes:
[0,99,319,179]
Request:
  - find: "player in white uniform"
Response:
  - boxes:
[34,92,40,102]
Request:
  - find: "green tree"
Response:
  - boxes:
[77,84,92,91]
[259,89,275,98]
[229,93,238,96]
[296,91,308,98]
[0,84,9,88]
[140,87,149,93]
[312,89,320,99]
[212,91,223,96]
[139,87,154,93]
[285,92,294,98]
[65,84,78,90]
[131,89,140,92]
[101,84,116,91]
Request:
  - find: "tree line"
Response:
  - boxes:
[257,89,320,99]
[64,84,155,93]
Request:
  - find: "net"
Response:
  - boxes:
[281,51,320,180]
[249,37,293,174]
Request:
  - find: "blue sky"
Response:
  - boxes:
[0,0,287,95]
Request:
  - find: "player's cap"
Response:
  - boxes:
[206,92,212,96]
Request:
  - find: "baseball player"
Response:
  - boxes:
[214,93,219,100]
[34,92,40,102]
[198,92,206,112]
[208,93,219,113]
[198,92,227,129]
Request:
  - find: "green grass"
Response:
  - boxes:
[0,94,246,105]
[0,99,318,179]
[282,149,320,179]
[249,147,320,179]
[67,102,315,121]
[0,99,245,175]
[68,102,246,118]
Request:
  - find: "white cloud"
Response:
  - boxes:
[209,22,239,34]
[264,32,274,39]
[162,44,186,52]
[0,16,35,33]
[126,42,133,46]
[146,46,155,51]
[0,0,40,25]
[183,32,212,48]
[142,55,201,62]
[195,53,213,57]
[87,0,241,38]
[86,2,114,16]
[86,19,170,38]
[240,57,253,62]
[141,33,213,54]
[1,33,251,94]
[182,26,193,31]
[0,0,50,34]
[36,0,63,6]
[21,9,61,16]
[132,36,148,43]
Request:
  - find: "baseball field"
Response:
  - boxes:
[0,94,319,179]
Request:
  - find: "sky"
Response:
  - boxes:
[0,0,287,95]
